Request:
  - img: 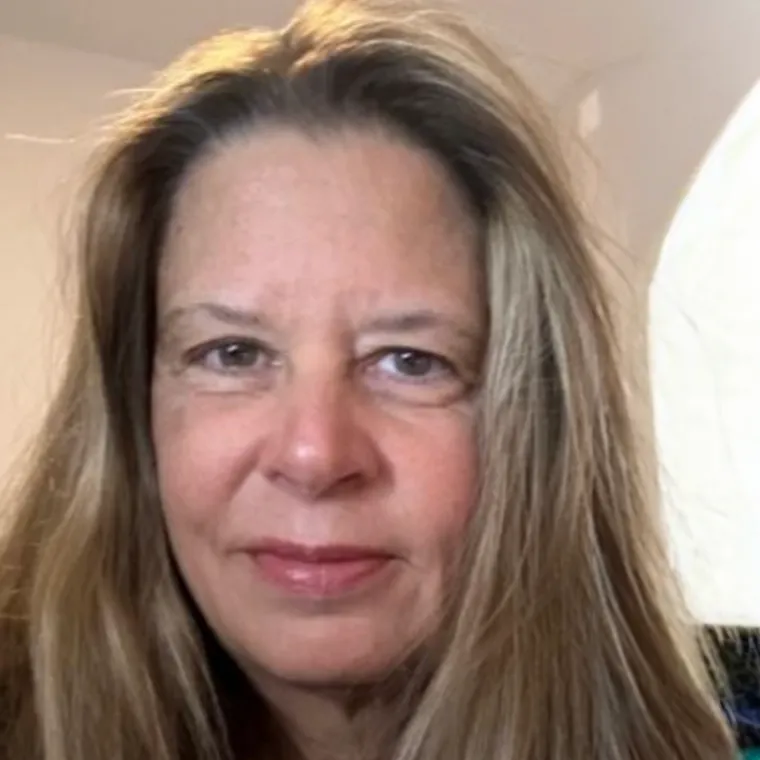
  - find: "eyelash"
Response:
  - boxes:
[183,338,457,383]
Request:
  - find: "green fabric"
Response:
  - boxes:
[742,750,760,759]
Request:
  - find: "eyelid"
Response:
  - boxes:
[362,347,475,407]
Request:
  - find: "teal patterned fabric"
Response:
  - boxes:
[708,627,760,755]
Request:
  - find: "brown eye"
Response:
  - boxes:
[189,339,271,373]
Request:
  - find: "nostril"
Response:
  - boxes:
[330,470,367,497]
[268,465,367,502]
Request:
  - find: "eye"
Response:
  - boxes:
[187,338,271,373]
[375,348,453,380]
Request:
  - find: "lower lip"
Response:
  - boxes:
[250,552,392,597]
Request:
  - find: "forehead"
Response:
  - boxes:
[158,126,482,318]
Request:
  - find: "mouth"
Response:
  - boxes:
[244,540,396,598]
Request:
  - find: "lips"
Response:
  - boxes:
[246,541,395,597]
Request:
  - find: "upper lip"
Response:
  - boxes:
[245,539,395,562]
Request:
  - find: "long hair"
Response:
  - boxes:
[0,1,734,759]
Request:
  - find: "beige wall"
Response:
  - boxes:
[0,34,150,482]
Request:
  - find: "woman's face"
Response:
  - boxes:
[152,126,482,686]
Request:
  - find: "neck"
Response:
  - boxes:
[252,676,401,760]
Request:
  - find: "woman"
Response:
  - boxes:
[0,1,737,759]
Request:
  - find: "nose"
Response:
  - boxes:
[258,374,382,501]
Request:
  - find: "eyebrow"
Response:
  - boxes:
[157,302,270,339]
[157,301,269,345]
[358,309,481,344]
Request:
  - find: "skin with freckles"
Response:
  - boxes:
[151,127,483,733]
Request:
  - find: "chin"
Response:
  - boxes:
[257,640,409,686]
[234,618,427,688]
[266,655,396,687]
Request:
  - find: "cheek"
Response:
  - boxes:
[392,411,478,556]
[150,386,259,535]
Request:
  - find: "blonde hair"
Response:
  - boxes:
[0,1,734,759]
